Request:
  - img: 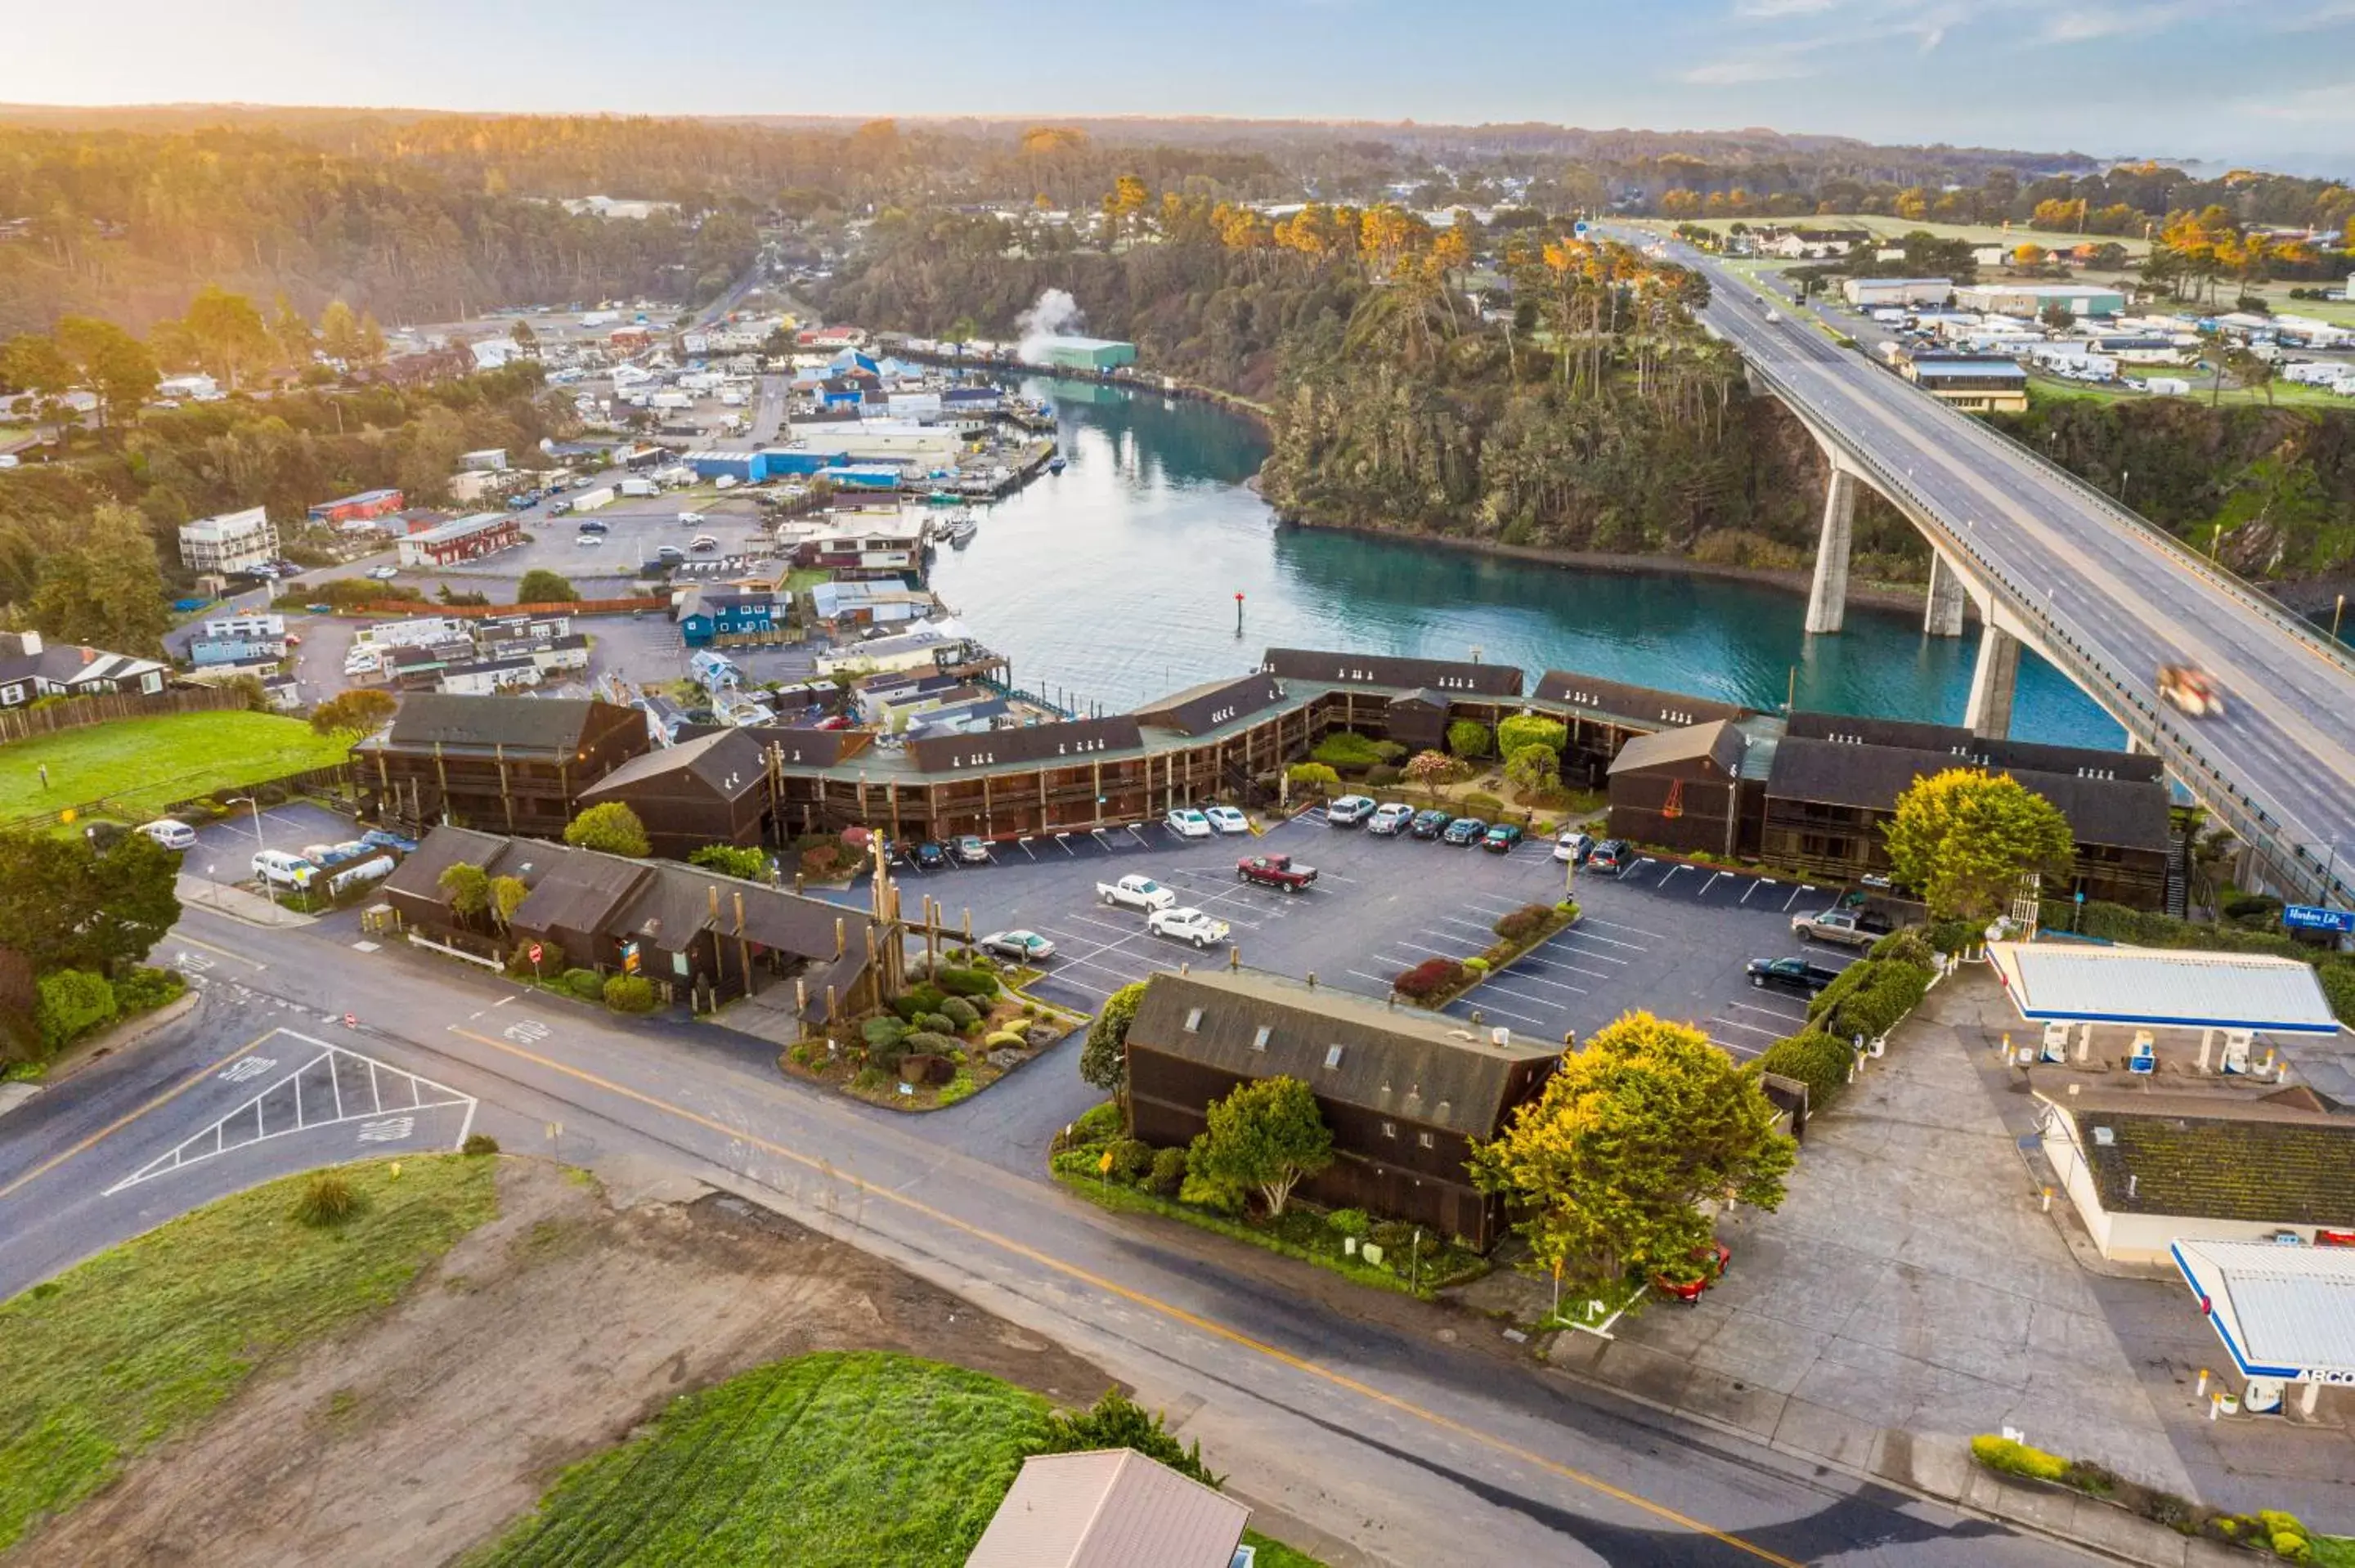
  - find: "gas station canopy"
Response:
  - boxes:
[1988,943,2340,1036]
[2172,1239,2355,1384]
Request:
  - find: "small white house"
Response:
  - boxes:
[2144,377,2192,396]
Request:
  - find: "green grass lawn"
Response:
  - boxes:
[1663,213,2152,258]
[0,710,351,825]
[0,1155,498,1552]
[469,1351,1327,1567]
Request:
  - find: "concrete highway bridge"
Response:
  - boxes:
[1653,235,2355,909]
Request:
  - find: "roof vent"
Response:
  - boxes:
[2093,1126,2115,1145]
[1491,1026,1512,1048]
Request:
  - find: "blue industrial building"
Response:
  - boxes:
[758,449,850,477]
[676,587,781,647]
[685,450,769,483]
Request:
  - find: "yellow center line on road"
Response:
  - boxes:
[444,1026,1802,1566]
[0,1028,276,1202]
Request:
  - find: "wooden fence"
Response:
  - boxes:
[0,684,248,746]
[353,595,667,620]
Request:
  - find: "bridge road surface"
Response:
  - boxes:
[0,899,2096,1568]
[1644,229,2355,897]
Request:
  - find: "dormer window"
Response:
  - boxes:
[1251,1026,1271,1052]
[1183,1008,1204,1033]
[1324,1044,1344,1069]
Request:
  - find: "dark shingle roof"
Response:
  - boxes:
[510,847,652,935]
[1260,648,1523,698]
[381,694,617,755]
[1783,711,2163,784]
[2060,1091,2355,1225]
[1532,671,1747,728]
[380,826,515,904]
[579,728,767,803]
[907,715,1144,775]
[1133,673,1286,737]
[1607,719,1747,777]
[1765,736,2169,852]
[1126,969,1558,1137]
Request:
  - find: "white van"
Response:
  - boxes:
[251,849,316,889]
[139,819,198,851]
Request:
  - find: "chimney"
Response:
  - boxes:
[81,645,95,665]
[14,630,39,656]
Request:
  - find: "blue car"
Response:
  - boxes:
[1441,817,1487,846]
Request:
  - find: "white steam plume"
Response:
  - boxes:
[1015,289,1085,365]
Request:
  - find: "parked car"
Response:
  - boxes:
[360,828,419,854]
[1146,907,1231,949]
[656,545,686,563]
[366,565,400,580]
[1791,907,1895,948]
[689,535,719,552]
[250,849,316,889]
[550,500,574,517]
[953,834,991,864]
[1553,829,1594,865]
[678,510,706,526]
[1236,853,1317,893]
[1204,805,1249,836]
[1409,808,1452,840]
[1586,839,1631,876]
[1653,1241,1732,1305]
[1164,807,1213,839]
[1366,802,1415,836]
[138,818,197,851]
[1326,795,1377,827]
[575,532,603,546]
[576,517,609,534]
[1482,822,1524,854]
[1442,817,1487,846]
[1097,874,1176,912]
[976,930,1054,963]
[1746,956,1843,996]
[912,840,950,871]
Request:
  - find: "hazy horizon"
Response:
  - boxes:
[2,1,2349,178]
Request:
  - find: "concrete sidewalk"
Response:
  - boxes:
[173,872,316,928]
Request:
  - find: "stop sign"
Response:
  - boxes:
[528,942,544,965]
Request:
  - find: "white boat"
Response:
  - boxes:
[946,517,978,547]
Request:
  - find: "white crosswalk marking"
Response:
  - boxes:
[106,1032,475,1194]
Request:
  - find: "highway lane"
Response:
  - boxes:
[1656,236,2355,889]
[0,902,2093,1568]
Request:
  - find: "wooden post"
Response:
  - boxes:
[1092,759,1102,827]
[981,771,992,836]
[497,742,514,831]
[733,889,749,992]
[835,916,846,959]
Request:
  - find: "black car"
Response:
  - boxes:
[1586,839,1631,876]
[1409,809,1451,840]
[1441,817,1487,846]
[912,840,949,871]
[1746,956,1843,996]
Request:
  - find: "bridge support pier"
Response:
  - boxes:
[1964,625,2021,739]
[1923,551,1967,638]
[1805,468,1858,636]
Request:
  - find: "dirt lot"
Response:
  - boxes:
[14,1158,1111,1568]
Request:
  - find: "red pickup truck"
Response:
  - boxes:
[1236,853,1317,893]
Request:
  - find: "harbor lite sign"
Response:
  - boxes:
[2282,904,2355,934]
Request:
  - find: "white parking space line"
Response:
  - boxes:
[1344,970,1402,993]
[1514,954,1613,983]
[1398,935,1485,959]
[1455,893,1527,916]
[1527,939,1627,970]
[1780,884,1819,912]
[1580,915,1670,940]
[1447,997,1555,1028]
[1481,970,1588,999]
[1035,971,1117,1001]
[1711,1036,1765,1060]
[1709,1015,1789,1040]
[1433,914,1502,937]
[1556,925,1648,952]
[1062,912,1142,939]
[1729,1001,1809,1025]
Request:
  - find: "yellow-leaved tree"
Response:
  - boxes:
[1882,768,2074,924]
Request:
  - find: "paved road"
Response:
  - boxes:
[0,902,2092,1566]
[1635,228,2355,903]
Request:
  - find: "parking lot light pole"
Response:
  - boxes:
[227,795,276,923]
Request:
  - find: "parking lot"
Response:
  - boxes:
[877,805,1862,1055]
[443,494,775,585]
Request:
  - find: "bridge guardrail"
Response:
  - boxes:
[1806,405,2348,907]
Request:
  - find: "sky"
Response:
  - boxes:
[4,0,2353,175]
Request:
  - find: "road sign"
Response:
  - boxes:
[343,1012,357,1028]
[621,938,640,974]
[1573,220,1590,238]
[2284,904,2355,934]
[528,942,544,965]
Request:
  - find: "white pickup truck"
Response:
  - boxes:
[1790,907,1895,948]
[1097,874,1177,912]
[1146,907,1231,949]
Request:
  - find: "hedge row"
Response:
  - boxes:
[2078,899,2355,1024]
[1756,930,1942,1114]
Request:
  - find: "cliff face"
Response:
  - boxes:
[1993,398,2355,585]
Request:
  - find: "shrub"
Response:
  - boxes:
[904,1030,960,1057]
[1366,764,1403,787]
[689,844,768,880]
[891,984,948,1021]
[868,1034,911,1072]
[1463,792,1505,819]
[1970,1434,2070,1484]
[1822,959,1935,1042]
[1493,903,1555,942]
[862,1015,910,1047]
[112,965,183,1014]
[916,1010,955,1036]
[1106,1138,1153,1180]
[1496,714,1568,757]
[1326,1207,1372,1239]
[1370,1221,1415,1249]
[1756,1029,1855,1108]
[2259,1511,2308,1541]
[935,966,998,997]
[850,1066,889,1091]
[1148,1145,1188,1194]
[1867,928,1936,967]
[1072,1100,1124,1144]
[2271,1534,2311,1563]
[1462,956,1489,975]
[1311,730,1386,772]
[1555,899,1581,920]
[1447,719,1492,760]
[1034,1389,1222,1489]
[602,974,657,1014]
[35,969,117,1053]
[983,1029,1027,1051]
[1393,956,1467,1000]
[563,801,650,857]
[940,996,980,1029]
[1286,761,1340,795]
[936,1071,979,1106]
[293,1172,361,1227]
[563,968,603,1000]
[462,1133,500,1156]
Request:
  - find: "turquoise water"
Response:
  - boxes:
[924,376,2119,746]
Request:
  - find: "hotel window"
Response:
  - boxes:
[1418,1131,1435,1149]
[1182,1008,1203,1033]
[1381,1121,1397,1139]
